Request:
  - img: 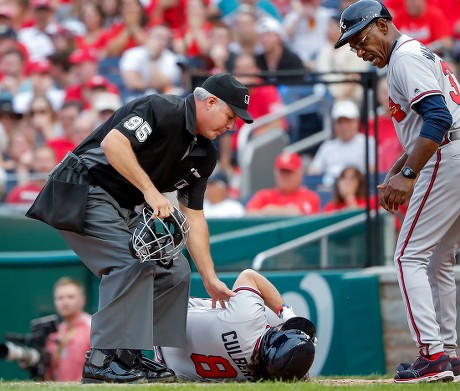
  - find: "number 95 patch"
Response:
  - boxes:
[124,116,152,142]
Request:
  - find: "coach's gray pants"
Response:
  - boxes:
[59,185,190,350]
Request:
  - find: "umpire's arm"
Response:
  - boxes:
[179,205,235,307]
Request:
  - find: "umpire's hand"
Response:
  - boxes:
[145,191,174,218]
[203,276,236,309]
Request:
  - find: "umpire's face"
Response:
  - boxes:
[196,95,237,140]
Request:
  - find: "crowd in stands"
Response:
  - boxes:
[1,0,459,223]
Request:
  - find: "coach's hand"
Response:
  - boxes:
[377,173,415,214]
[203,276,236,309]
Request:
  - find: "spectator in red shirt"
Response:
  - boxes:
[44,277,91,381]
[172,0,212,61]
[65,48,117,109]
[232,52,286,150]
[392,0,452,54]
[246,151,320,216]
[6,144,56,205]
[323,166,376,213]
[75,3,107,56]
[101,0,148,58]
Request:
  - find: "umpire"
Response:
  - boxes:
[35,73,253,383]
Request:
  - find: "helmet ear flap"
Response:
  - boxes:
[281,317,316,341]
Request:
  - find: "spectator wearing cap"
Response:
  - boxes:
[101,0,148,58]
[85,75,120,107]
[246,151,320,216]
[254,16,305,84]
[17,0,59,61]
[120,24,182,96]
[282,0,335,70]
[91,91,122,126]
[64,48,102,109]
[307,100,375,187]
[203,170,245,218]
[13,59,65,115]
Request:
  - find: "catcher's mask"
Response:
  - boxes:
[258,321,315,381]
[129,205,190,268]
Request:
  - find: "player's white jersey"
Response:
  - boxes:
[387,34,460,154]
[161,288,276,382]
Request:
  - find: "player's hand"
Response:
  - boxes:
[203,277,236,309]
[378,173,415,214]
[144,192,174,219]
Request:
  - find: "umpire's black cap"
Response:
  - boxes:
[202,73,253,124]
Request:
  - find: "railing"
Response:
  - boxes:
[251,210,390,270]
[236,85,332,166]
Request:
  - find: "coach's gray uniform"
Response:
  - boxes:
[59,93,217,350]
[388,35,460,357]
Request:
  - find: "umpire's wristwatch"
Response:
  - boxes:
[401,167,417,179]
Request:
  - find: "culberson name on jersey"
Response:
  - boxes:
[222,331,253,380]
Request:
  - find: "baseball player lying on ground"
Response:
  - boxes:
[156,269,316,382]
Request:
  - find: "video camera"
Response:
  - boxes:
[0,314,58,380]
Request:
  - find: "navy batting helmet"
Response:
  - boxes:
[334,0,392,49]
[258,327,315,381]
[129,205,190,268]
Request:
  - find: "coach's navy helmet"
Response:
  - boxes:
[335,0,392,49]
[258,327,315,381]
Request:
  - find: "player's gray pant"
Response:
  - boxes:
[394,140,460,357]
[59,185,190,350]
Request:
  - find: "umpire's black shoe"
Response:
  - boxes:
[81,349,147,384]
[116,349,176,382]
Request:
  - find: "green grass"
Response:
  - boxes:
[0,378,459,390]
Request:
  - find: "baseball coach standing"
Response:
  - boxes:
[335,0,460,384]
[26,73,253,384]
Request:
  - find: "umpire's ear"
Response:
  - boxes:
[281,317,316,340]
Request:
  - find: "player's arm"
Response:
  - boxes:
[179,204,235,307]
[232,269,292,320]
[404,95,452,172]
[379,95,452,213]
[100,129,173,217]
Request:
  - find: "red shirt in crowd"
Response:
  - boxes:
[6,183,43,204]
[246,187,321,215]
[392,4,449,46]
[233,85,286,151]
[323,195,376,213]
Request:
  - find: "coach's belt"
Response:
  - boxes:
[448,129,460,141]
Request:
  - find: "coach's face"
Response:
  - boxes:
[347,18,393,69]
[196,96,236,140]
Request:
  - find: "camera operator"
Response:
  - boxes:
[44,277,91,381]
